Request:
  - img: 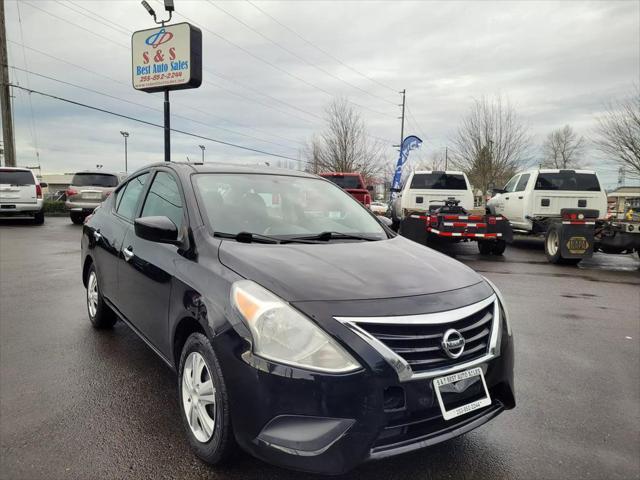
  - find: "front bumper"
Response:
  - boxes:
[214,318,515,475]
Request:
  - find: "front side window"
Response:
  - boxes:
[116,173,149,219]
[194,174,386,239]
[410,173,467,190]
[534,172,601,191]
[503,175,519,193]
[515,174,530,192]
[141,172,183,229]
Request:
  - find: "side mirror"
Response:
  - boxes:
[366,185,374,192]
[40,182,48,188]
[378,216,393,228]
[134,216,180,245]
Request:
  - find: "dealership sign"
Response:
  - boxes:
[131,22,202,92]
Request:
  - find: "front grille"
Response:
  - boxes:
[350,299,495,375]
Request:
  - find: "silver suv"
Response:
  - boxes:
[66,171,122,224]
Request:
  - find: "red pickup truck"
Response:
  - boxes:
[319,172,372,207]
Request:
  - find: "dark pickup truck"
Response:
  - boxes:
[319,172,372,207]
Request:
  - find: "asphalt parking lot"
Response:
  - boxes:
[1,217,639,480]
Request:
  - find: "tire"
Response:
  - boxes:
[544,224,580,265]
[70,212,84,225]
[178,333,235,465]
[491,239,507,255]
[478,240,493,255]
[33,211,44,225]
[86,264,117,329]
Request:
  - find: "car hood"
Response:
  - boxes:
[218,235,483,302]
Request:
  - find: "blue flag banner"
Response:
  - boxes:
[390,135,422,200]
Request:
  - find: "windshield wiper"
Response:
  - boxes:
[213,231,321,244]
[214,231,280,244]
[288,231,379,242]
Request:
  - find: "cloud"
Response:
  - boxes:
[3,0,638,188]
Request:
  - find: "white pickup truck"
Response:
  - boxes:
[391,170,474,224]
[486,169,607,231]
[487,169,639,264]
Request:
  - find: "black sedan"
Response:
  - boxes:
[81,162,515,475]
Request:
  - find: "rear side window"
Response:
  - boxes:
[141,172,183,229]
[116,173,149,219]
[0,170,34,185]
[410,173,467,190]
[72,173,118,187]
[322,175,363,189]
[535,172,601,191]
[515,174,530,192]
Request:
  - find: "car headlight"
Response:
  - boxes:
[230,280,361,373]
[482,276,512,336]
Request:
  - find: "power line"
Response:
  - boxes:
[245,0,398,93]
[55,0,131,36]
[207,0,396,107]
[9,84,302,162]
[7,65,300,152]
[155,0,395,119]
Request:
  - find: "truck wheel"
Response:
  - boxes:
[478,240,493,255]
[491,239,506,255]
[544,224,580,265]
[33,211,45,225]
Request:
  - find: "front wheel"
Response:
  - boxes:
[178,333,235,465]
[70,212,84,225]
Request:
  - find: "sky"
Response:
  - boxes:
[2,0,639,189]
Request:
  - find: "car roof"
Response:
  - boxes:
[138,162,317,179]
[0,167,34,172]
[72,170,121,175]
[522,168,598,175]
[413,170,465,175]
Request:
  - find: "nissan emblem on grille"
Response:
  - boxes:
[441,329,466,359]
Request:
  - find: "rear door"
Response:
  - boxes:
[0,169,36,205]
[118,170,185,356]
[531,171,607,217]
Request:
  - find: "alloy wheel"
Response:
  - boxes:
[546,229,559,256]
[182,351,217,443]
[87,271,98,318]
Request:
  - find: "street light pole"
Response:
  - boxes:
[120,131,129,172]
[199,145,205,163]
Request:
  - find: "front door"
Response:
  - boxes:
[505,173,530,227]
[117,171,186,357]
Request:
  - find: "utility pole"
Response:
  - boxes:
[399,89,406,146]
[445,147,448,170]
[0,0,16,167]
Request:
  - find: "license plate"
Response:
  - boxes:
[566,236,588,254]
[83,192,102,200]
[433,367,491,421]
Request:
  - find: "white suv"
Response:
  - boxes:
[0,167,45,224]
[392,170,474,223]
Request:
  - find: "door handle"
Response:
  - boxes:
[93,230,102,241]
[518,196,523,199]
[122,246,134,262]
[505,196,510,200]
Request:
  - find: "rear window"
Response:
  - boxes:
[0,170,34,185]
[72,173,118,187]
[534,172,600,192]
[410,173,467,190]
[322,175,363,189]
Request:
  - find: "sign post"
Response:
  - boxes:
[132,22,202,162]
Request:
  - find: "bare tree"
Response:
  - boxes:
[542,125,584,168]
[305,98,385,184]
[450,96,531,196]
[415,150,447,171]
[594,87,640,178]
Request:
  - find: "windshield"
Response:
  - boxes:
[410,173,467,190]
[534,172,600,191]
[321,174,363,189]
[0,170,34,185]
[194,173,386,239]
[72,173,119,187]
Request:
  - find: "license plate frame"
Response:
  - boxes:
[83,192,102,200]
[433,367,491,421]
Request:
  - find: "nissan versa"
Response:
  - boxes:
[80,162,515,475]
